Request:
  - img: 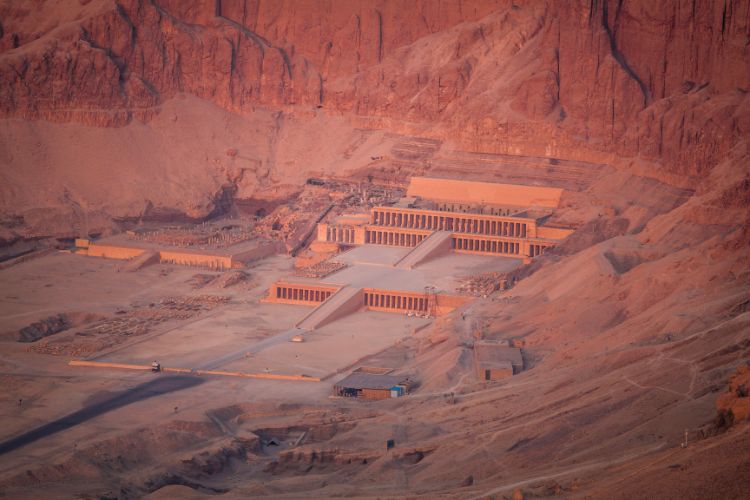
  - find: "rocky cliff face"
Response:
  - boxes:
[0,0,748,241]
[2,0,747,172]
[0,0,512,125]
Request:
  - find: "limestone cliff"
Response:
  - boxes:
[0,0,748,240]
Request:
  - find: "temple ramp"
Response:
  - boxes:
[120,251,159,272]
[395,231,453,269]
[296,286,364,331]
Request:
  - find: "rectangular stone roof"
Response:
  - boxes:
[407,177,563,208]
[334,372,403,390]
[475,342,523,367]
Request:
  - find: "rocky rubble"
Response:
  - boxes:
[17,313,71,343]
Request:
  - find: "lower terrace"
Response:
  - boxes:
[270,178,574,332]
[266,245,523,324]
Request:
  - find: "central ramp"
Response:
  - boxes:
[296,286,364,331]
[120,250,159,272]
[395,231,453,269]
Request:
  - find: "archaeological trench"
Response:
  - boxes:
[0,0,749,498]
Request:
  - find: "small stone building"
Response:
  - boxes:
[333,373,408,400]
[474,340,524,381]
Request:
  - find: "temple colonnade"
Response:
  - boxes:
[363,290,429,313]
[363,228,428,247]
[371,207,533,238]
[270,283,338,304]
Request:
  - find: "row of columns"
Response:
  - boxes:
[160,257,229,270]
[452,237,520,255]
[529,243,549,257]
[364,292,427,312]
[365,230,425,247]
[372,209,528,238]
[435,203,513,216]
[326,226,356,244]
[276,286,333,302]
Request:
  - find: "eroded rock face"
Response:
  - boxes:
[0,0,748,239]
[2,1,747,171]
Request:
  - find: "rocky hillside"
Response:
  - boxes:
[1,1,748,245]
[3,1,748,167]
[0,2,749,497]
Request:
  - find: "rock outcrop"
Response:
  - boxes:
[0,0,748,240]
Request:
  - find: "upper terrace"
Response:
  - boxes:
[317,177,573,260]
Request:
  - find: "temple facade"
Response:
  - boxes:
[317,204,569,259]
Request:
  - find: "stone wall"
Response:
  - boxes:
[407,177,563,208]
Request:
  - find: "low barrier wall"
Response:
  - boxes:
[84,243,235,270]
[86,244,146,260]
[68,360,320,381]
[159,250,232,270]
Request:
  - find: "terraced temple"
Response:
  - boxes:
[268,177,573,326]
[318,177,573,259]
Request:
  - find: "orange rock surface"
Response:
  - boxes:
[1,1,748,241]
[716,364,750,423]
[0,4,749,496]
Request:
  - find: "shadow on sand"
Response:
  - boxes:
[0,375,204,455]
